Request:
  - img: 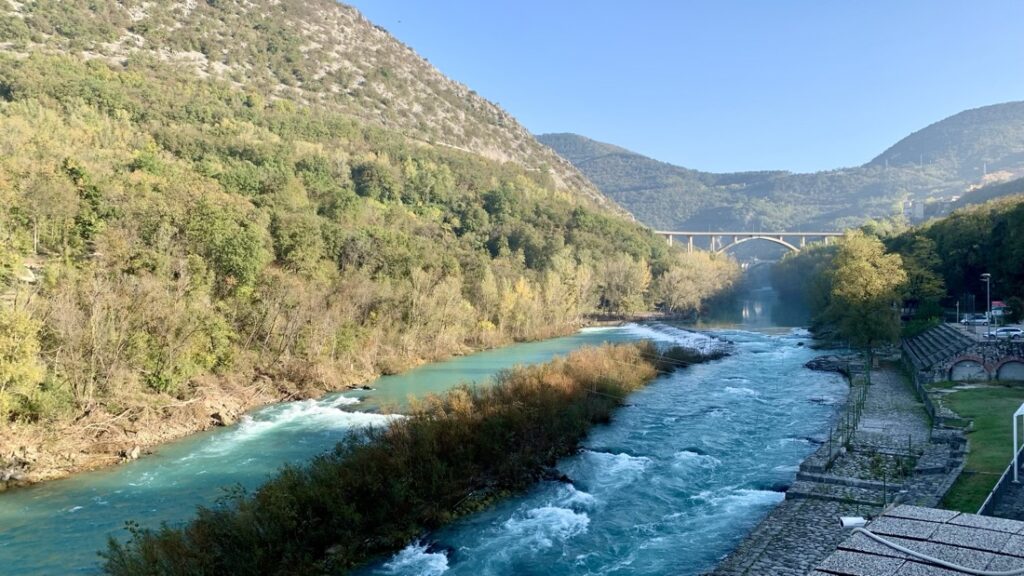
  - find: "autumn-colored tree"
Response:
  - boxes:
[826,231,907,352]
[0,307,45,420]
[598,256,652,314]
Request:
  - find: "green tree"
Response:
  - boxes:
[0,307,45,420]
[826,231,907,354]
[351,161,401,202]
[185,201,270,292]
[270,211,324,273]
[598,256,651,314]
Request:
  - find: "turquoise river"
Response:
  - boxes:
[0,291,847,575]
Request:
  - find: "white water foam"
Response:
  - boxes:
[691,488,783,513]
[546,483,599,511]
[672,450,721,470]
[197,396,399,456]
[774,437,811,447]
[619,323,724,355]
[578,326,618,334]
[723,386,760,397]
[501,506,591,551]
[573,450,651,488]
[378,541,449,576]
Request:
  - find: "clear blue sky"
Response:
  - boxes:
[346,1,1024,173]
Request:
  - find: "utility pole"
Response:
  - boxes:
[982,273,992,338]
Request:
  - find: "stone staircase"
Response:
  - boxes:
[902,323,975,370]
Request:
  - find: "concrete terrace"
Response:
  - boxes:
[902,324,976,372]
[811,504,1024,575]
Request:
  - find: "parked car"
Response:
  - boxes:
[987,327,1023,339]
[961,314,990,326]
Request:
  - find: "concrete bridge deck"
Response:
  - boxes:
[653,231,844,253]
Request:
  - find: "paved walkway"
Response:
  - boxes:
[854,368,932,448]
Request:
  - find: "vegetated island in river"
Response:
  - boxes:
[103,341,724,575]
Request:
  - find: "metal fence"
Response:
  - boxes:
[978,443,1024,515]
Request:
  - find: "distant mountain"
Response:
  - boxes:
[540,101,1024,231]
[955,175,1024,208]
[870,102,1024,178]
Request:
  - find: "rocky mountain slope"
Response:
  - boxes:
[540,101,1024,231]
[0,0,609,207]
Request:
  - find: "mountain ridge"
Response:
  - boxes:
[539,100,1024,231]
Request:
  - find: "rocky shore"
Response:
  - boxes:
[0,370,327,491]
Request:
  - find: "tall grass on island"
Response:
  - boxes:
[102,341,712,575]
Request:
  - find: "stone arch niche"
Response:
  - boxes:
[996,359,1024,382]
[949,359,989,382]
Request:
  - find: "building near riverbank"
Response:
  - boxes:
[903,323,1024,383]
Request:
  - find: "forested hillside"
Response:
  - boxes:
[0,0,609,205]
[540,102,1024,231]
[954,175,1024,207]
[771,195,1024,345]
[0,1,738,484]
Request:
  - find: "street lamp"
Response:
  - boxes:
[981,273,992,337]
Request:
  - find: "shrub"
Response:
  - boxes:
[102,342,696,575]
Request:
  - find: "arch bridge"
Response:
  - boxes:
[653,231,844,254]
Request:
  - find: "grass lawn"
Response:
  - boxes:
[941,383,1024,512]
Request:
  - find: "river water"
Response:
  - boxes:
[0,290,846,575]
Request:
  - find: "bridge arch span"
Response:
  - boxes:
[715,236,800,255]
[654,231,843,254]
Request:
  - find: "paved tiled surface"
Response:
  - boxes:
[811,505,1024,575]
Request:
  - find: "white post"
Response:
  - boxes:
[1015,403,1024,483]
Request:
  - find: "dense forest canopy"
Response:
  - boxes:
[772,195,1024,344]
[0,0,739,476]
[0,51,738,424]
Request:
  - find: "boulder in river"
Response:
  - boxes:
[118,446,142,462]
[210,411,235,427]
[804,355,851,376]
